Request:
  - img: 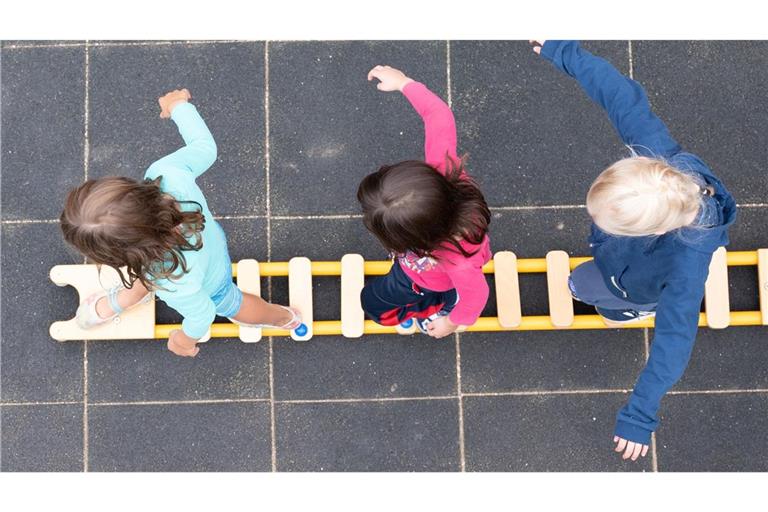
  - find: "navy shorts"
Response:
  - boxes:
[361,261,458,326]
[568,261,657,311]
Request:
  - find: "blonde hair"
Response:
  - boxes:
[586,156,704,237]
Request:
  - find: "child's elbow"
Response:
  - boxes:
[201,139,218,168]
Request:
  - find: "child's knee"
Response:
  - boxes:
[568,261,599,300]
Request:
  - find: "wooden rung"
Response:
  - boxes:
[494,251,521,328]
[546,250,574,327]
[48,264,155,341]
[340,254,365,338]
[705,246,730,329]
[757,249,768,325]
[236,259,262,343]
[288,257,313,341]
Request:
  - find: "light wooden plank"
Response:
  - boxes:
[546,251,574,327]
[48,264,155,341]
[494,251,521,328]
[704,246,730,329]
[236,259,262,343]
[288,257,313,341]
[340,254,365,338]
[757,249,768,325]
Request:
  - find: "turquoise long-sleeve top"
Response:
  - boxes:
[143,102,231,339]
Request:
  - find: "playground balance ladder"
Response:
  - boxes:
[49,248,768,342]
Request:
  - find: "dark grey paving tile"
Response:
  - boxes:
[481,209,594,318]
[271,217,383,261]
[272,335,457,401]
[88,402,271,471]
[1,47,85,220]
[88,42,266,217]
[460,329,645,394]
[269,41,447,216]
[633,41,768,205]
[656,393,768,471]
[1,224,84,402]
[672,327,767,391]
[452,41,630,207]
[275,399,459,471]
[0,404,83,471]
[270,217,457,400]
[87,338,269,403]
[217,217,268,262]
[463,393,651,472]
[727,207,768,250]
[269,217,386,320]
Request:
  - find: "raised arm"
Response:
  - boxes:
[150,88,218,178]
[367,65,457,169]
[401,81,458,169]
[537,40,681,159]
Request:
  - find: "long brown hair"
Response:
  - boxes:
[357,157,490,259]
[60,176,205,289]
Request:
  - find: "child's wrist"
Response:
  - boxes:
[398,78,414,92]
[168,99,189,115]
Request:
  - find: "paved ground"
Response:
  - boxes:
[1,40,767,472]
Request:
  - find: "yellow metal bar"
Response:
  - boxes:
[230,251,759,277]
[154,310,764,339]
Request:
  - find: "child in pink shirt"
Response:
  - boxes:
[357,65,492,338]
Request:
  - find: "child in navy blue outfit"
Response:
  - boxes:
[532,40,737,461]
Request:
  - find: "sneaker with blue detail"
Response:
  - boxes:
[415,310,450,335]
[596,306,656,326]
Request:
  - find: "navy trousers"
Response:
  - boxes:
[361,261,458,326]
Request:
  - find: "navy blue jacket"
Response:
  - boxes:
[541,41,737,445]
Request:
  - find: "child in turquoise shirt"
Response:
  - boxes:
[60,89,301,356]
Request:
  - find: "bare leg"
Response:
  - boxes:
[232,293,293,326]
[95,280,150,319]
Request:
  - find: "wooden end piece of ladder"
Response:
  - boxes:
[340,254,365,338]
[704,246,730,329]
[494,251,521,328]
[49,265,155,341]
[289,257,313,341]
[236,259,262,343]
[546,251,574,327]
[759,249,768,326]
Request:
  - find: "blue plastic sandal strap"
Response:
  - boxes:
[107,286,124,315]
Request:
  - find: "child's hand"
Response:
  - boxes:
[529,40,546,55]
[158,88,191,119]
[613,436,649,462]
[167,329,200,357]
[367,65,414,92]
[426,315,459,339]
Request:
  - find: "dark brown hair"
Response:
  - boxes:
[60,176,205,289]
[357,157,490,259]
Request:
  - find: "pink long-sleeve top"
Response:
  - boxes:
[397,81,492,326]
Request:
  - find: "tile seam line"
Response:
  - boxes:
[276,397,458,405]
[264,40,278,474]
[5,388,767,408]
[448,41,465,473]
[0,401,83,407]
[88,398,272,407]
[5,202,768,225]
[1,40,248,50]
[82,40,91,474]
